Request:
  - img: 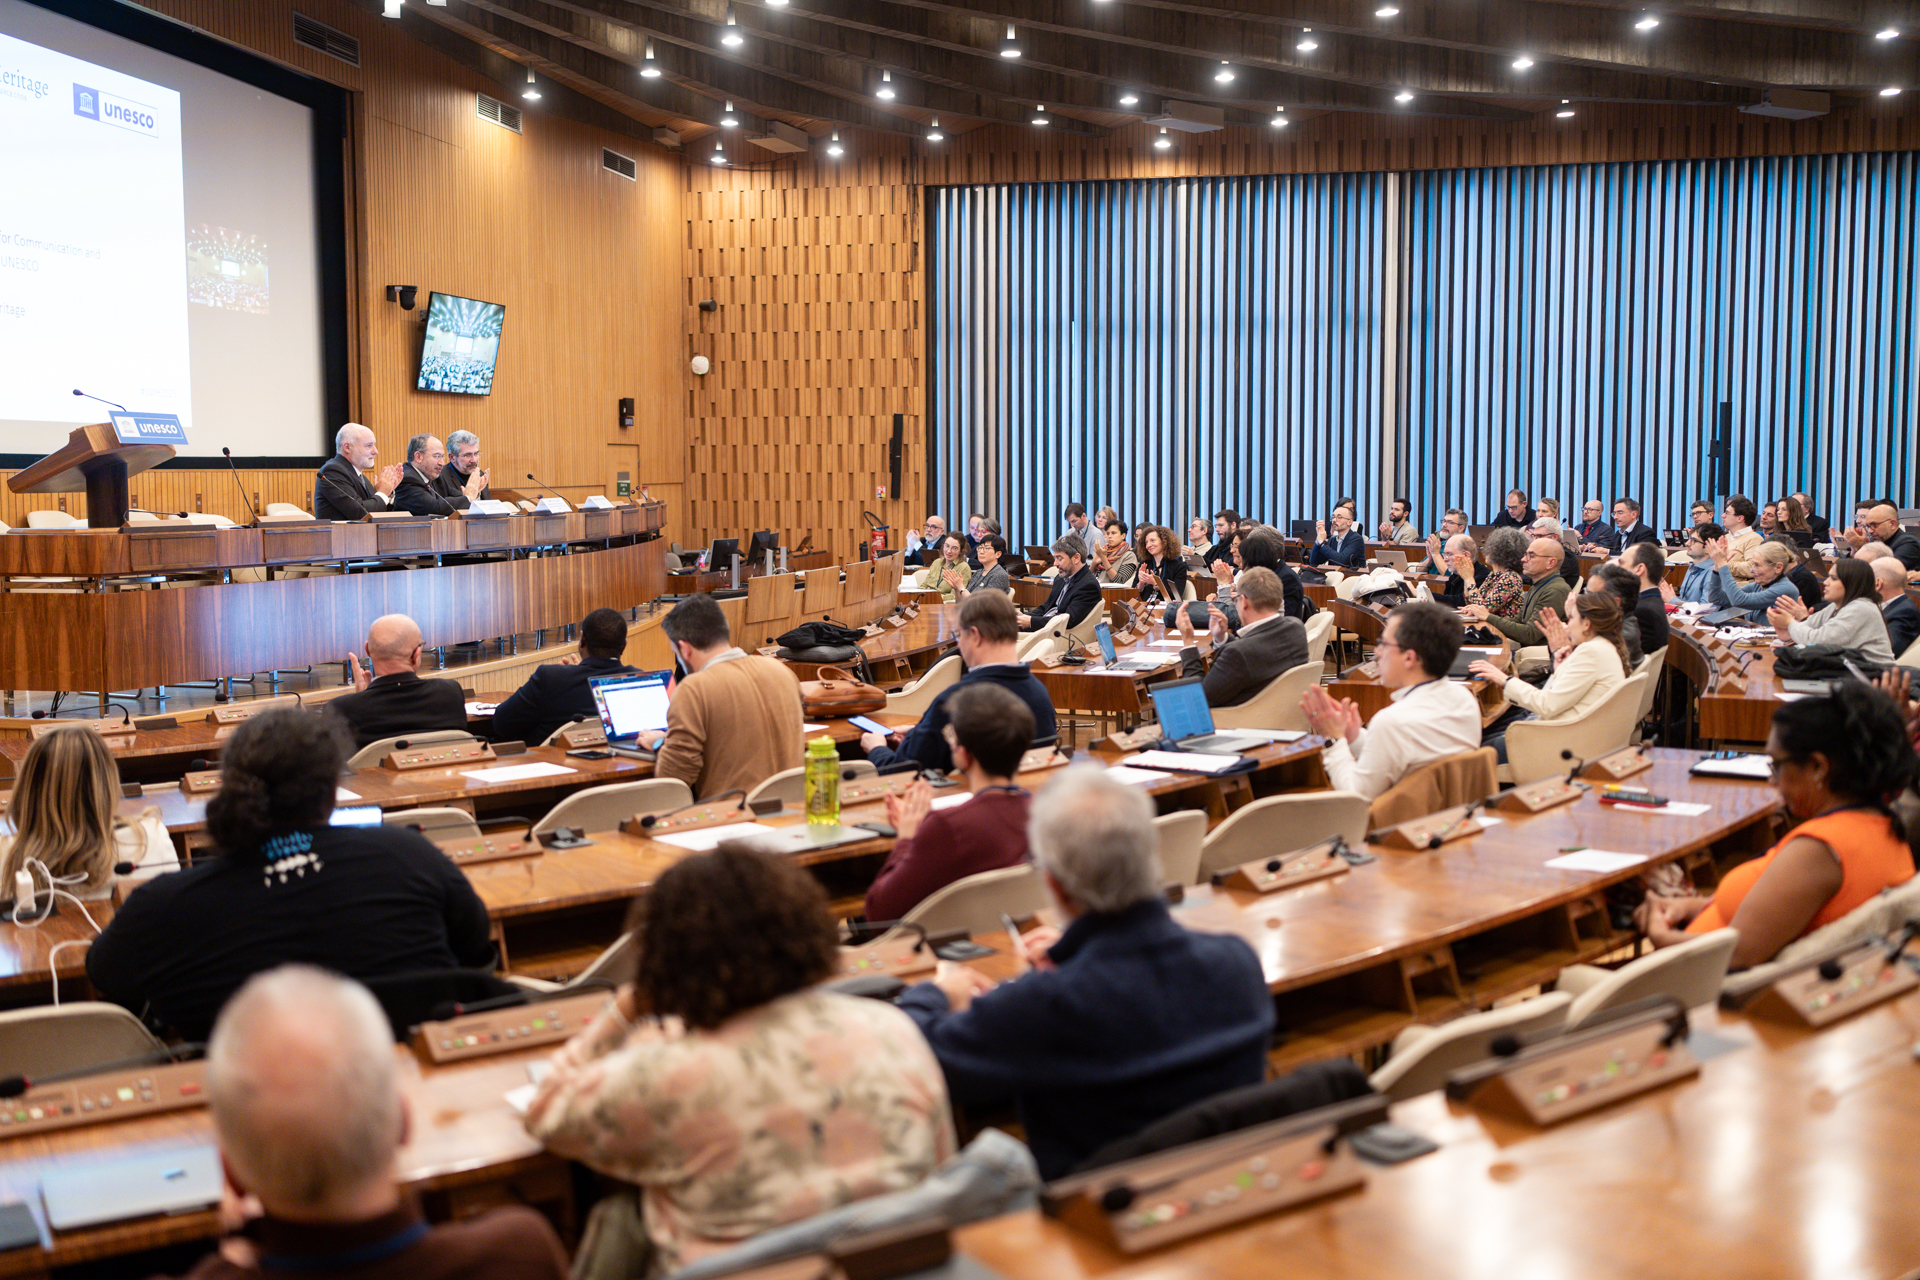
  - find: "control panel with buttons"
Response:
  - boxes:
[1731,938,1919,1028]
[0,1060,205,1137]
[837,936,937,978]
[1450,1013,1699,1127]
[1214,841,1351,895]
[437,833,544,865]
[382,742,497,771]
[413,991,610,1064]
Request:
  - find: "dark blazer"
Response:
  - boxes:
[1807,513,1832,541]
[1789,566,1824,611]
[312,454,390,521]
[1306,529,1365,569]
[394,465,462,517]
[434,464,488,506]
[326,671,469,749]
[1884,594,1920,659]
[868,663,1057,774]
[488,654,638,747]
[1435,560,1492,608]
[1135,554,1187,605]
[1179,615,1310,708]
[1574,519,1614,546]
[1887,529,1920,572]
[1613,521,1658,551]
[1491,507,1535,530]
[1634,587,1670,656]
[1025,566,1102,631]
[897,898,1273,1179]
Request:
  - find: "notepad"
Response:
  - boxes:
[1543,849,1647,873]
[465,701,500,716]
[460,762,578,784]
[651,821,771,852]
[1103,766,1175,787]
[1646,801,1713,816]
[1129,749,1247,774]
[1689,754,1773,780]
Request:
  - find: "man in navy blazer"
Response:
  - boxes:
[1017,536,1102,632]
[1873,558,1920,658]
[489,608,638,746]
[1172,567,1308,707]
[898,767,1273,1179]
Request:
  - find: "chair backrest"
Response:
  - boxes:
[1368,993,1574,1101]
[382,807,481,841]
[1900,634,1920,668]
[1210,660,1321,732]
[887,654,964,717]
[901,864,1049,936]
[1330,573,1356,600]
[1303,611,1335,666]
[1066,602,1107,649]
[1180,578,1198,602]
[264,502,307,517]
[1153,810,1209,886]
[1367,747,1500,830]
[1565,929,1740,1029]
[1330,598,1385,644]
[1197,791,1371,880]
[0,1002,167,1079]
[1013,614,1069,662]
[1503,672,1649,785]
[1633,646,1667,724]
[25,509,80,529]
[535,779,694,835]
[344,728,472,770]
[743,572,798,647]
[1731,876,1920,992]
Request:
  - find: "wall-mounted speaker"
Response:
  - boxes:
[618,397,634,429]
[889,413,903,495]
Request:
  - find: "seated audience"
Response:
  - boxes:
[1638,684,1917,968]
[170,966,567,1280]
[488,607,637,746]
[1722,495,1763,580]
[1301,600,1482,799]
[1432,533,1490,607]
[1017,536,1101,632]
[1133,525,1189,606]
[1063,503,1091,543]
[1537,497,1561,522]
[1793,490,1830,542]
[1170,567,1308,707]
[929,531,974,601]
[960,534,1012,597]
[87,711,495,1040]
[1090,520,1139,585]
[1555,528,1584,587]
[636,594,804,798]
[1377,496,1418,544]
[898,767,1273,1179]
[1306,507,1364,569]
[1093,505,1120,535]
[326,614,468,750]
[1776,495,1816,548]
[527,846,954,1275]
[865,592,1055,774]
[1467,527,1528,618]
[1574,499,1613,551]
[964,513,998,567]
[865,685,1036,922]
[1469,534,1570,647]
[903,515,948,568]
[1587,564,1648,667]
[313,423,402,522]
[1492,489,1535,529]
[1234,526,1309,621]
[1185,517,1214,558]
[1706,537,1799,622]
[1471,591,1629,761]
[1414,508,1470,576]
[2,727,172,903]
[1768,557,1894,663]
[1763,534,1824,609]
[1202,510,1240,575]
[1842,503,1920,570]
[1688,499,1714,527]
[1757,501,1779,537]
[1671,523,1721,603]
[1621,541,1671,654]
[1875,557,1920,657]
[1610,497,1657,551]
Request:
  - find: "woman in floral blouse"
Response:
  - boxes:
[524,845,955,1276]
[1468,526,1529,619]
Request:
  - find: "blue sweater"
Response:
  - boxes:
[898,898,1274,1178]
[1710,564,1797,622]
[867,663,1057,774]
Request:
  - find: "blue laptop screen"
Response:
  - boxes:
[590,671,672,740]
[1150,679,1216,743]
[1096,622,1117,664]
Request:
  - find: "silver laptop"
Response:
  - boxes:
[1374,548,1410,571]
[1096,623,1163,673]
[1148,678,1274,755]
[41,1145,221,1230]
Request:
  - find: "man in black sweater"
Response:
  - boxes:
[1017,536,1102,633]
[435,429,493,506]
[1171,567,1308,708]
[326,613,469,749]
[1491,489,1535,530]
[489,608,638,745]
[1623,542,1671,656]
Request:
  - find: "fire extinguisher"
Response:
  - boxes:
[862,510,888,560]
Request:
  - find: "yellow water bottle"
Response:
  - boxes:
[804,737,840,825]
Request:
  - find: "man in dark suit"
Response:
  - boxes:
[1845,504,1920,571]
[326,613,469,749]
[1573,499,1613,550]
[1609,497,1658,552]
[395,434,486,517]
[1017,535,1101,632]
[488,608,637,746]
[1793,490,1830,542]
[1873,558,1920,658]
[1623,542,1672,656]
[1491,489,1534,530]
[1171,567,1308,708]
[435,430,493,507]
[313,423,402,521]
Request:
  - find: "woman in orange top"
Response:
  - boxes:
[1638,682,1917,969]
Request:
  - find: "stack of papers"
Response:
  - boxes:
[1689,754,1772,780]
[459,761,579,784]
[651,821,771,852]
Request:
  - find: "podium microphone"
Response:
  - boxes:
[221,448,260,524]
[524,472,566,506]
[72,388,128,412]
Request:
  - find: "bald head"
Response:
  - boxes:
[1529,537,1565,569]
[1872,557,1908,601]
[207,966,404,1219]
[366,614,423,675]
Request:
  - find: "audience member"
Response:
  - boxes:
[1794,490,1830,541]
[1671,523,1721,603]
[1307,507,1364,569]
[1706,537,1798,622]
[1203,510,1240,575]
[1377,497,1418,544]
[1767,557,1894,662]
[1018,536,1102,632]
[172,966,567,1280]
[1555,528,1584,587]
[1133,525,1190,609]
[1843,503,1920,570]
[1301,601,1482,799]
[488,608,637,746]
[1170,567,1307,707]
[1185,517,1213,558]
[1234,526,1309,620]
[865,592,1054,774]
[961,534,1013,597]
[313,423,401,522]
[1090,520,1139,585]
[1763,534,1824,609]
[964,514,998,567]
[1638,684,1917,968]
[898,768,1273,1179]
[87,711,495,1040]
[435,429,492,505]
[636,594,803,798]
[1776,496,1815,548]
[1063,503,1091,542]
[527,846,953,1275]
[1757,501,1780,537]
[1464,528,1530,621]
[326,614,467,750]
[865,684,1036,922]
[2,727,168,904]
[394,434,481,516]
[1537,497,1561,522]
[1492,489,1535,529]
[1093,505,1120,534]
[929,532,975,601]
[1610,498,1656,551]
[1874,557,1920,657]
[1415,509,1470,576]
[1621,542,1671,655]
[1688,499,1714,527]
[1574,499,1612,550]
[1432,533,1490,607]
[1721,495,1763,580]
[1587,563,1648,667]
[1471,591,1629,761]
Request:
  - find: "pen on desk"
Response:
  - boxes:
[1558,845,1589,854]
[1000,912,1027,973]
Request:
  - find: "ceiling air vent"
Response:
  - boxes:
[291,13,360,67]
[602,148,637,180]
[477,93,523,134]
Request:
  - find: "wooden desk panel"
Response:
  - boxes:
[1669,620,1783,743]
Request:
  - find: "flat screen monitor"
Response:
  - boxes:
[748,530,778,560]
[705,537,741,570]
[416,291,505,396]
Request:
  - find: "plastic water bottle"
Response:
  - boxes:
[804,737,840,825]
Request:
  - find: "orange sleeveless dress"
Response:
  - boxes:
[1688,808,1914,936]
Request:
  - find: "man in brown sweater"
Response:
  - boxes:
[162,965,567,1280]
[637,593,804,800]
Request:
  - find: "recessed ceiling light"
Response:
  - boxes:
[1118,90,1140,106]
[1512,55,1534,70]
[1875,26,1900,39]
[710,138,726,165]
[1635,13,1660,30]
[999,25,1022,58]
[1031,103,1049,126]
[877,70,895,100]
[926,117,943,142]
[825,129,843,158]
[1375,5,1399,15]
[1297,28,1319,52]
[1214,61,1236,84]
[720,100,739,127]
[1153,126,1171,150]
[721,4,743,48]
[1881,85,1903,95]
[1394,89,1414,103]
[639,40,662,78]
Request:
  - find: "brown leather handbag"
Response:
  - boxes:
[798,665,887,718]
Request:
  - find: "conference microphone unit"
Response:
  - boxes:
[525,472,565,504]
[221,447,260,524]
[71,388,128,412]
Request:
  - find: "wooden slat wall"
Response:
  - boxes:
[21,0,688,537]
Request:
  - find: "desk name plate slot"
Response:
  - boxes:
[0,1060,205,1137]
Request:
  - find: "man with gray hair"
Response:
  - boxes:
[1015,534,1101,633]
[898,767,1273,1178]
[434,429,491,506]
[179,965,566,1279]
[313,423,402,521]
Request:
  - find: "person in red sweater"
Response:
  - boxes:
[864,684,1035,923]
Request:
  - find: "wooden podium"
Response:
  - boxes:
[6,422,176,528]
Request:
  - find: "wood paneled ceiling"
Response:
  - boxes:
[369,0,1920,157]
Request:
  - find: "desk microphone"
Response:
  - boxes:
[525,472,566,505]
[32,704,132,726]
[1426,800,1481,850]
[1,1044,203,1098]
[221,448,259,524]
[127,508,190,521]
[1560,749,1587,784]
[71,388,128,412]
[1885,919,1920,965]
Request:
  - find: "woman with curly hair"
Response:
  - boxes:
[1469,526,1529,619]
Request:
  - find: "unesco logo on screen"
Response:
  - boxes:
[72,83,97,118]
[72,83,158,135]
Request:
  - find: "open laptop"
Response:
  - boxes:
[1096,622,1165,673]
[1148,678,1275,755]
[589,670,673,756]
[1287,519,1317,544]
[1374,548,1410,571]
[41,1145,221,1230]
[1023,544,1053,570]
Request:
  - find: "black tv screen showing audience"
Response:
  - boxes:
[416,291,506,396]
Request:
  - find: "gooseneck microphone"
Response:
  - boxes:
[221,447,260,524]
[525,472,568,506]
[1426,800,1482,850]
[1561,748,1587,784]
[71,388,128,412]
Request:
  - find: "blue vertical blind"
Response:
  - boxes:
[929,151,1919,540]
[927,175,1387,546]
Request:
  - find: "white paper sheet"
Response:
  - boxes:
[1646,801,1712,816]
[1689,754,1773,779]
[335,787,361,801]
[1103,766,1175,787]
[650,821,771,852]
[459,762,579,784]
[930,793,974,811]
[1543,849,1648,873]
[464,701,499,716]
[1129,750,1247,774]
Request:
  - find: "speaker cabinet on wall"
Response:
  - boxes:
[890,413,904,495]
